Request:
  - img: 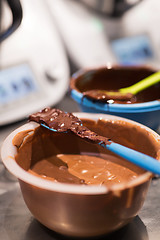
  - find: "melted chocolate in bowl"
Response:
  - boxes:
[28,154,138,186]
[70,66,160,104]
[13,116,160,187]
[4,112,160,237]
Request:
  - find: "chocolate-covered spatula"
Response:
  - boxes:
[29,108,160,175]
[83,71,160,102]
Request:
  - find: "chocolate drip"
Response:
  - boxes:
[29,108,110,145]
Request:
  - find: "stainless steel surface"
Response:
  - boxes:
[0,95,160,240]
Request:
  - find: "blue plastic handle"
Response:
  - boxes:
[100,141,160,175]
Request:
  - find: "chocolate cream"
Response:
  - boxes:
[70,66,160,104]
[28,153,138,186]
[13,108,160,186]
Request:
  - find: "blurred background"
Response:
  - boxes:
[1,1,160,240]
[1,0,160,126]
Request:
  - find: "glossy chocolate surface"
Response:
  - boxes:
[29,153,138,186]
[70,66,160,104]
[13,116,160,186]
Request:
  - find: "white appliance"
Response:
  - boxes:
[47,0,160,69]
[0,0,70,125]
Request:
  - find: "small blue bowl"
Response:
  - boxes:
[70,66,160,131]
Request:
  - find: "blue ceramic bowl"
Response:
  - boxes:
[70,66,160,131]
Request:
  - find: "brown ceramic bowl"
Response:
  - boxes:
[1,112,160,237]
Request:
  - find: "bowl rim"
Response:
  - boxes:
[71,89,160,113]
[70,66,160,113]
[1,112,159,195]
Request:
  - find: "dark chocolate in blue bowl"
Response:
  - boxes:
[70,65,160,131]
